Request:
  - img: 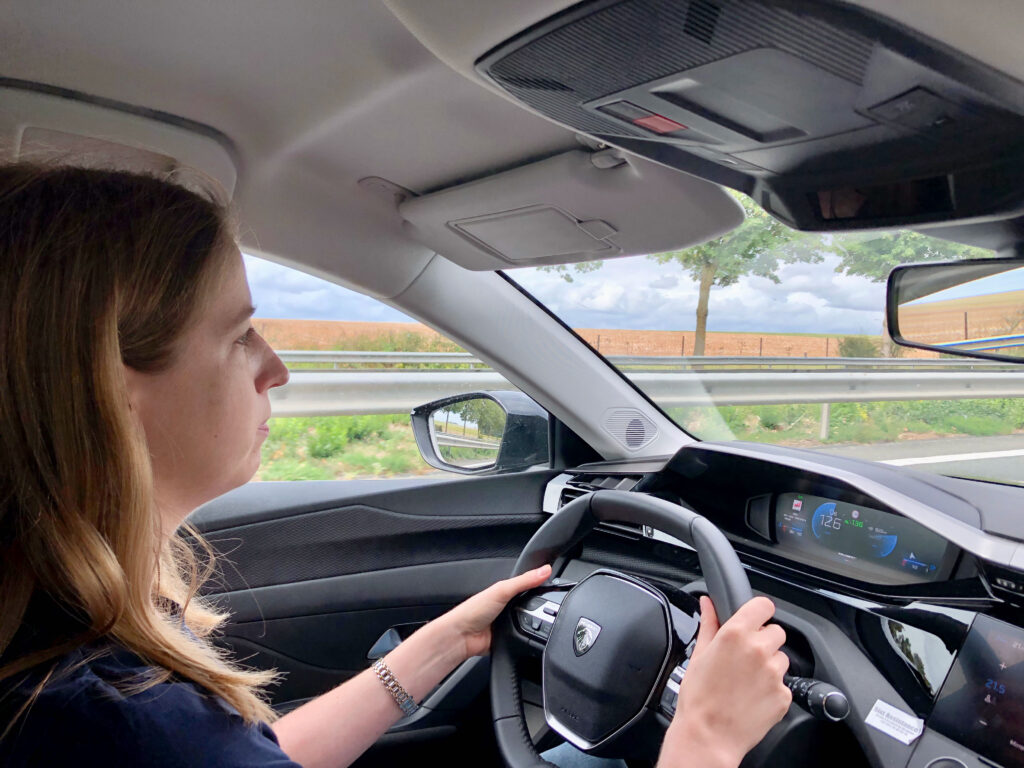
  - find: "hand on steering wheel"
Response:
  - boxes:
[660,595,791,768]
[489,489,790,768]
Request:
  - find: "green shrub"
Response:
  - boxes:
[838,336,880,358]
[338,449,379,473]
[308,420,350,458]
[380,450,418,474]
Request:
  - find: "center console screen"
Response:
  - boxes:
[774,492,949,583]
[929,613,1024,766]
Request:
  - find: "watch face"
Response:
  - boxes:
[574,617,602,656]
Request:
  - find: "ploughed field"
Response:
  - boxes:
[257,318,869,358]
[898,290,1024,348]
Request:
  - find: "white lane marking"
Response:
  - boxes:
[881,448,1024,466]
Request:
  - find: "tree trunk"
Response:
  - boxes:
[880,311,893,358]
[693,263,716,356]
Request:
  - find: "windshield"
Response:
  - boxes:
[508,193,1024,486]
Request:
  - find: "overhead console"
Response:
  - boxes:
[477,0,1024,231]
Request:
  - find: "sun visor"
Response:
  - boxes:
[0,85,237,196]
[398,149,743,270]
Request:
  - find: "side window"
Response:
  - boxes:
[244,255,544,480]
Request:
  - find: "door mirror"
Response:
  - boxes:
[431,398,506,469]
[888,256,1024,362]
[411,391,549,475]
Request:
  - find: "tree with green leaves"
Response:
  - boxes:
[647,196,823,355]
[443,398,506,438]
[831,230,990,281]
[544,195,824,355]
[830,231,991,354]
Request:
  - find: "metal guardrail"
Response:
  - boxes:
[267,351,1024,441]
[434,433,501,449]
[276,351,1017,371]
[268,368,1024,417]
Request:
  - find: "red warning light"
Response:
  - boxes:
[632,114,688,134]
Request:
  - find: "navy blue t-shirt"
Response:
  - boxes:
[0,641,304,767]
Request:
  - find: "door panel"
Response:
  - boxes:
[187,471,553,716]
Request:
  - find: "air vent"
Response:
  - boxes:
[986,565,1024,607]
[603,409,658,451]
[558,474,646,539]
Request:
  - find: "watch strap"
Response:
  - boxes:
[371,658,419,716]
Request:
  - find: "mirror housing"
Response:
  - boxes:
[887,256,1024,362]
[410,391,550,475]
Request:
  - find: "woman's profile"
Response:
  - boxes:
[0,163,790,767]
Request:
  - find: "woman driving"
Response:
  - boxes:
[0,164,791,767]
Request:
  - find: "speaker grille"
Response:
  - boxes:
[603,408,658,450]
[485,0,873,140]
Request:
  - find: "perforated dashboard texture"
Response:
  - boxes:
[484,0,873,139]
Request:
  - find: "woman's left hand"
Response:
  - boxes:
[438,564,553,659]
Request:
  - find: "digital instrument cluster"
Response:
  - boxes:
[774,492,951,584]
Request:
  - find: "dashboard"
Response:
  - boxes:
[540,440,1024,768]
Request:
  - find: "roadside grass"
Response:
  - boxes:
[256,414,435,481]
[258,398,1024,482]
[673,398,1024,446]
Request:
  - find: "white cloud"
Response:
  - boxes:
[243,254,412,323]
[243,250,890,336]
[649,274,678,289]
[513,253,888,334]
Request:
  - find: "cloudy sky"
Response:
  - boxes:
[245,251,894,335]
[244,254,411,323]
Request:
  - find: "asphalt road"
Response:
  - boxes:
[814,433,1024,485]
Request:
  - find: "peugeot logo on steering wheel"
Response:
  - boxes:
[573,617,601,656]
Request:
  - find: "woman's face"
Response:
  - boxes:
[124,248,289,531]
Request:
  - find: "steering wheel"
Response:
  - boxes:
[490,489,753,767]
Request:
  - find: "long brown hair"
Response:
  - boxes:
[0,163,277,732]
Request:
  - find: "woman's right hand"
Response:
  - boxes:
[658,596,792,768]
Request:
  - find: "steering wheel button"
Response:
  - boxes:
[669,669,683,684]
[542,603,558,616]
[660,686,677,714]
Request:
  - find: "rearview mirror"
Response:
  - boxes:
[410,391,549,475]
[887,256,1024,362]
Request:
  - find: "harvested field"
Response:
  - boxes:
[578,328,835,358]
[899,289,1024,346]
[254,319,451,350]
[255,318,936,358]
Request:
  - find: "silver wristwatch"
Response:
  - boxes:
[371,658,419,716]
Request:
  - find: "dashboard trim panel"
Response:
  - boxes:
[687,442,1022,570]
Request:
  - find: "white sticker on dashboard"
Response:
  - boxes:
[864,700,924,745]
